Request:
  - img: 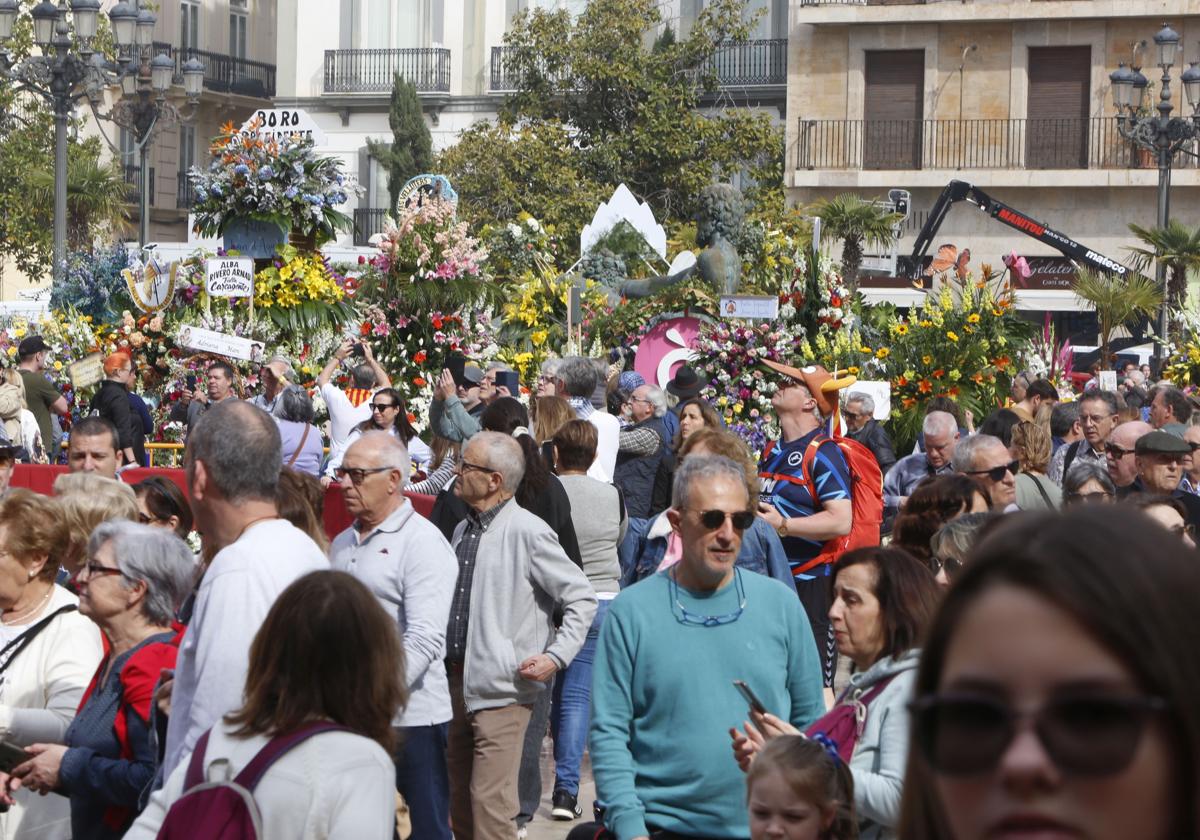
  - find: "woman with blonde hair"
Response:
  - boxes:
[1011,420,1061,510]
[53,473,140,575]
[0,490,104,840]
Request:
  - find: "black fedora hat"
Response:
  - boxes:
[666,365,704,399]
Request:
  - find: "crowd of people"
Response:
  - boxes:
[0,335,1192,840]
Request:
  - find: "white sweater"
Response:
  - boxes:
[127,723,396,840]
[0,585,103,840]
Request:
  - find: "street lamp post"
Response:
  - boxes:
[0,0,203,283]
[1109,23,1200,360]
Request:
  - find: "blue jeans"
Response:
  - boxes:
[551,598,610,796]
[395,722,452,840]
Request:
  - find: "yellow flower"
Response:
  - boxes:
[967,313,981,324]
[947,331,959,342]
[920,320,933,328]
[847,366,860,375]
[530,329,548,347]
[860,346,873,354]
[922,355,932,366]
[5,347,14,357]
[53,361,63,371]
[892,324,909,336]
[876,347,890,360]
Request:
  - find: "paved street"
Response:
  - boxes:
[524,734,596,840]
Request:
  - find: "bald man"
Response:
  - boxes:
[1106,420,1153,496]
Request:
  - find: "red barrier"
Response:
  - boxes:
[9,465,436,540]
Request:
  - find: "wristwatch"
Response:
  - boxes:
[776,517,789,538]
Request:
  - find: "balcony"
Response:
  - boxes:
[354,208,389,246]
[489,38,787,93]
[323,49,451,94]
[152,43,275,98]
[794,118,1200,172]
[122,165,155,205]
[177,171,194,211]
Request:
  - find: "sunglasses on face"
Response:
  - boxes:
[333,466,390,485]
[685,509,756,531]
[370,403,397,413]
[911,691,1167,777]
[1105,443,1134,458]
[967,460,1019,482]
[1065,491,1113,504]
[928,555,962,579]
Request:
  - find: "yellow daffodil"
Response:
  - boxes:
[947,331,959,342]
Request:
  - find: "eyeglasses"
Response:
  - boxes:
[80,561,127,580]
[683,508,756,531]
[1079,413,1115,425]
[966,460,1019,482]
[136,513,160,525]
[841,410,867,420]
[670,568,747,627]
[456,459,497,476]
[333,466,391,485]
[928,555,962,579]
[1105,442,1135,458]
[369,403,397,413]
[911,691,1167,777]
[1189,442,1200,452]
[1168,522,1196,540]
[1064,491,1113,504]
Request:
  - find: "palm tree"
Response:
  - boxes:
[1073,266,1162,365]
[808,193,900,291]
[1126,220,1200,320]
[29,146,130,251]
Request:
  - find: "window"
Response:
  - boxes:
[229,10,247,59]
[863,50,924,170]
[119,128,136,169]
[1026,46,1090,169]
[181,1,199,50]
[179,125,196,171]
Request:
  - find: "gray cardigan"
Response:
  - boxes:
[844,649,920,840]
[451,500,598,713]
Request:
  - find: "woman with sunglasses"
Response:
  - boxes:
[898,506,1199,840]
[927,513,994,587]
[733,547,940,840]
[1061,461,1116,506]
[1125,494,1198,550]
[323,387,432,481]
[133,478,193,540]
[3,522,194,840]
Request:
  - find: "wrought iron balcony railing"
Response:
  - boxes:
[324,48,452,94]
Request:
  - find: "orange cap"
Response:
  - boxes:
[761,360,857,417]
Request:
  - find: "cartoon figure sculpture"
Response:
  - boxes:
[761,360,858,435]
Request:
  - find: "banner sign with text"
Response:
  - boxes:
[205,258,254,298]
[176,325,262,362]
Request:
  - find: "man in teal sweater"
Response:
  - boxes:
[589,455,825,840]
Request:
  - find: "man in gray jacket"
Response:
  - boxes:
[444,431,597,840]
[329,431,458,840]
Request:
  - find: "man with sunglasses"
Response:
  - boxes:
[1105,419,1152,496]
[952,434,1017,510]
[1048,390,1119,485]
[330,432,458,840]
[444,432,595,840]
[590,455,824,840]
[1129,431,1200,533]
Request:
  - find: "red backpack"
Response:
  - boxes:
[155,722,348,839]
[761,433,883,574]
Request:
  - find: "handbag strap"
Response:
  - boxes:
[286,424,311,468]
[0,604,76,677]
[233,722,350,790]
[1028,473,1054,508]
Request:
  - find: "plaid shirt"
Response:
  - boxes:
[445,498,510,662]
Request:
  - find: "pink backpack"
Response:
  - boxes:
[155,721,347,839]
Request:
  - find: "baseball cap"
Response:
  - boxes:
[17,336,48,357]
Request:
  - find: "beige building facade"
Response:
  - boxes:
[786,2,1200,287]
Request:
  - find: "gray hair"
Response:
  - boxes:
[930,512,993,564]
[540,358,562,379]
[276,384,314,424]
[1080,389,1120,417]
[350,364,376,388]
[352,430,410,487]
[88,520,197,625]
[266,355,296,383]
[556,356,599,398]
[924,410,958,438]
[1063,460,1117,497]
[951,433,1007,474]
[469,431,525,493]
[186,401,281,503]
[639,385,668,418]
[671,454,749,510]
[486,361,512,372]
[846,391,875,415]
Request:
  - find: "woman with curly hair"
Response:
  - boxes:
[890,474,989,563]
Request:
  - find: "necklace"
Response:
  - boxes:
[231,514,278,545]
[2,585,54,626]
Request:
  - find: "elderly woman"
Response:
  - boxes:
[274,385,325,477]
[733,546,940,840]
[1062,460,1117,505]
[928,512,994,586]
[6,522,195,840]
[54,473,140,576]
[0,490,103,840]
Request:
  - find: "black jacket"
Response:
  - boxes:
[89,380,136,453]
[846,419,897,476]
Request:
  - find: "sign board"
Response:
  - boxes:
[177,325,262,362]
[67,353,104,389]
[1011,256,1077,291]
[398,174,458,210]
[205,258,255,298]
[844,381,891,421]
[241,108,327,145]
[1098,370,1118,392]
[122,259,176,313]
[633,317,703,389]
[719,295,780,320]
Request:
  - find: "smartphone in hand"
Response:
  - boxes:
[495,370,519,394]
[733,680,768,716]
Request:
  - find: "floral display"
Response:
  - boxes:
[253,246,356,331]
[189,119,355,242]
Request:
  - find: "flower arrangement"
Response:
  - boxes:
[253,245,356,332]
[690,319,808,456]
[189,120,355,242]
[49,244,134,322]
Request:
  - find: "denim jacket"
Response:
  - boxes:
[617,513,798,593]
